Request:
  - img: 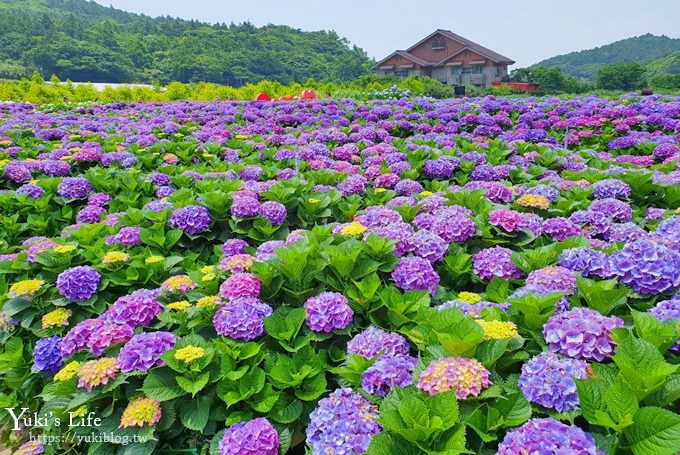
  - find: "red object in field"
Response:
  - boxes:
[254,92,271,101]
[300,89,317,100]
[492,81,539,93]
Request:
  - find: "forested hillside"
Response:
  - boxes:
[532,34,680,79]
[0,0,373,84]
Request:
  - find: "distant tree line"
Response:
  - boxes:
[0,0,372,85]
[510,62,680,93]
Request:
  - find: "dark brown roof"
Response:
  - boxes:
[371,50,432,69]
[433,29,515,64]
[372,30,515,69]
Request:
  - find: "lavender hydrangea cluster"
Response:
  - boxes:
[60,319,104,357]
[304,292,354,332]
[219,417,279,455]
[258,201,287,225]
[168,205,212,234]
[346,326,410,359]
[104,288,163,328]
[361,354,417,396]
[118,331,176,372]
[525,266,577,295]
[391,256,440,295]
[518,352,589,411]
[219,273,262,299]
[57,177,92,199]
[56,266,101,301]
[593,178,631,200]
[306,388,381,454]
[87,322,134,356]
[609,239,680,294]
[543,307,623,361]
[33,336,63,373]
[213,297,273,340]
[559,247,612,279]
[473,246,523,281]
[497,418,601,455]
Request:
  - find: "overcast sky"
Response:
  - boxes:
[92,0,680,68]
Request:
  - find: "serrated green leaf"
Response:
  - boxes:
[624,407,680,455]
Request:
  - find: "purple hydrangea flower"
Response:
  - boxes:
[394,179,424,196]
[488,209,523,232]
[255,240,286,261]
[430,211,477,243]
[57,177,92,199]
[306,388,381,454]
[347,326,410,359]
[56,266,101,302]
[593,179,631,200]
[543,307,623,361]
[338,174,367,196]
[259,201,287,225]
[542,217,583,241]
[473,246,523,281]
[213,297,273,340]
[361,355,417,396]
[609,239,680,294]
[230,195,260,218]
[222,239,249,256]
[87,322,134,356]
[526,266,577,295]
[411,229,448,263]
[60,319,105,358]
[16,184,44,199]
[518,352,589,411]
[304,292,354,332]
[391,256,440,295]
[590,198,632,222]
[77,205,106,225]
[104,288,163,328]
[168,205,212,235]
[33,336,63,373]
[559,247,612,279]
[118,331,176,372]
[369,222,414,257]
[219,417,279,455]
[497,418,601,455]
[219,273,261,299]
[106,227,142,247]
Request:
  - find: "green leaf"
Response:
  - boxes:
[576,276,628,315]
[142,369,186,402]
[624,407,680,455]
[631,310,680,352]
[485,278,510,303]
[576,379,609,426]
[269,394,302,424]
[176,371,210,397]
[179,394,212,432]
[612,331,678,400]
[489,392,531,429]
[605,376,638,427]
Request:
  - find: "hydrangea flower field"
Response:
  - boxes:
[0,94,679,455]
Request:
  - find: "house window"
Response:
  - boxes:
[431,37,445,50]
[450,67,462,75]
[495,66,502,76]
[394,70,409,77]
[472,65,483,74]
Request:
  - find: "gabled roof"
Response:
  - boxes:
[407,29,515,64]
[371,50,432,69]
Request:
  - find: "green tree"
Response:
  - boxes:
[597,63,648,90]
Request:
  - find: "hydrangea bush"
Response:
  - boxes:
[0,95,679,454]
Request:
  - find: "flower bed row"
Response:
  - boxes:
[0,94,678,455]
